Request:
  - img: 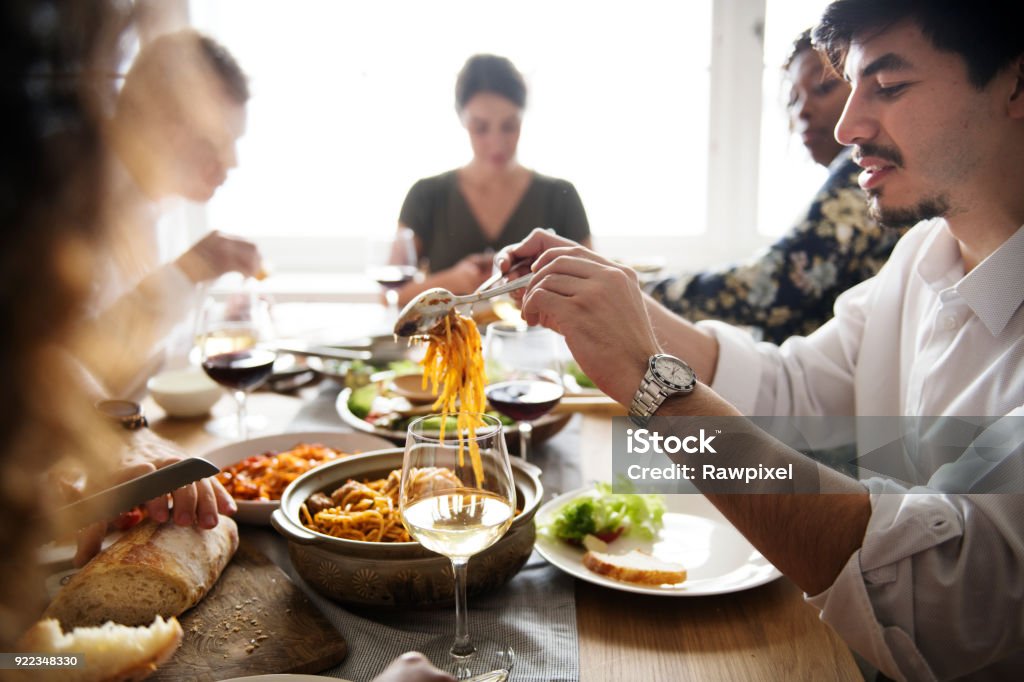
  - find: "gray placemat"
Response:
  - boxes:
[248,384,583,681]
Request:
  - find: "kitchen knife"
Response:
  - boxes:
[51,457,220,531]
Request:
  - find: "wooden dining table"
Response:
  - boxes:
[147,387,862,681]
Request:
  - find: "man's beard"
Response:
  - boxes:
[868,191,951,229]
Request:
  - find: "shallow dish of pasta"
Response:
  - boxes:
[270,448,544,608]
[202,430,393,524]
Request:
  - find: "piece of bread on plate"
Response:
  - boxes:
[16,615,182,682]
[582,549,687,586]
[44,516,238,628]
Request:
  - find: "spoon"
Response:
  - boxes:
[393,272,533,337]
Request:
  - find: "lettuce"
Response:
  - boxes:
[541,483,665,544]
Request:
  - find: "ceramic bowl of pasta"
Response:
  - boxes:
[271,448,544,608]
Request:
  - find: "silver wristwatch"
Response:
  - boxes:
[628,354,697,427]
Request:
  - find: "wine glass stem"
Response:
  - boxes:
[384,289,400,312]
[517,421,533,462]
[235,390,248,440]
[450,557,474,658]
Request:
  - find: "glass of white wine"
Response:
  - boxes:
[399,413,516,678]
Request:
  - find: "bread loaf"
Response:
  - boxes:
[582,549,687,586]
[17,616,182,682]
[44,517,238,628]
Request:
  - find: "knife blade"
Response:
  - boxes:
[51,457,220,531]
[268,344,373,361]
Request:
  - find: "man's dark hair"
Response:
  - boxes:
[813,0,1024,89]
[196,32,249,104]
[455,54,526,112]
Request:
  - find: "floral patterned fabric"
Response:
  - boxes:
[648,148,907,344]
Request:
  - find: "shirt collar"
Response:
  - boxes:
[916,220,1024,336]
[957,224,1024,336]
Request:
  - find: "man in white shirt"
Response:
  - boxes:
[69,30,262,562]
[79,29,263,396]
[497,0,1024,678]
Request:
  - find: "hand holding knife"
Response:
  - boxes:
[48,456,232,567]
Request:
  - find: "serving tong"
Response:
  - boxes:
[393,259,534,337]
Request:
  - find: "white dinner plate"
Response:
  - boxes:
[202,430,393,524]
[534,486,781,596]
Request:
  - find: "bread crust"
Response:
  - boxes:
[16,616,182,682]
[582,549,687,586]
[44,517,238,629]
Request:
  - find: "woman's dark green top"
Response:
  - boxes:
[399,170,591,273]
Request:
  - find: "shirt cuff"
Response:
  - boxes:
[696,320,762,414]
[806,489,965,681]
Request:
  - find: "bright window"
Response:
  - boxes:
[190,0,713,256]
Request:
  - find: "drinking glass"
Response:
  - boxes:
[196,280,276,440]
[400,413,516,678]
[365,227,418,315]
[482,323,564,461]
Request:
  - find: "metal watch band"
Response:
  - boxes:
[121,413,149,431]
[96,400,148,431]
[628,370,670,427]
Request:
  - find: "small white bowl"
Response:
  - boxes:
[147,367,223,418]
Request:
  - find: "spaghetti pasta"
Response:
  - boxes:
[418,310,488,485]
[301,467,461,542]
[217,443,349,501]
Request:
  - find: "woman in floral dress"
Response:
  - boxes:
[648,30,906,344]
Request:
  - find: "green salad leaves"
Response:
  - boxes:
[541,483,665,544]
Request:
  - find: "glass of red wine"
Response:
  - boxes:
[365,227,418,316]
[482,323,564,461]
[196,280,276,440]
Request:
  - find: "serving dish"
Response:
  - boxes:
[271,448,543,608]
[334,387,571,450]
[202,430,393,524]
[305,335,425,382]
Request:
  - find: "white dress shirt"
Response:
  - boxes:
[79,159,200,397]
[700,219,1024,680]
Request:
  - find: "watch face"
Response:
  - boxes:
[96,399,142,419]
[652,355,696,391]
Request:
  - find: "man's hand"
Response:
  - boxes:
[496,229,661,406]
[370,652,455,682]
[174,230,263,283]
[74,430,236,567]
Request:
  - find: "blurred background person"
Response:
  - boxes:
[391,53,592,307]
[0,7,454,678]
[0,0,136,647]
[646,29,906,344]
[77,29,264,398]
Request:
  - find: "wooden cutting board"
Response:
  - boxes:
[149,539,347,681]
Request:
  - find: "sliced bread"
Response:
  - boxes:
[44,517,238,629]
[16,615,182,682]
[582,549,687,586]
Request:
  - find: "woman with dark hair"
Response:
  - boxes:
[391,54,591,306]
[647,29,907,344]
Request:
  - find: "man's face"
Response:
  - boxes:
[167,92,247,203]
[835,21,1005,228]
